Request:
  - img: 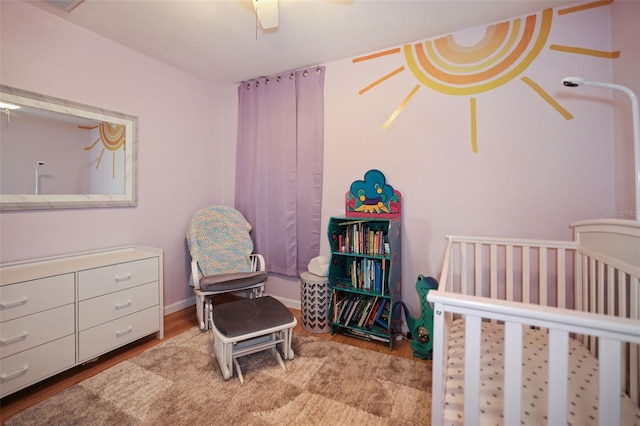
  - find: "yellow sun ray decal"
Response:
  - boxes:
[83,122,126,178]
[521,76,573,120]
[352,0,619,152]
[382,84,421,130]
[558,0,613,15]
[359,66,405,95]
[548,44,620,58]
[470,98,478,153]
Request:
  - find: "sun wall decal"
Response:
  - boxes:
[353,0,619,153]
[81,121,126,178]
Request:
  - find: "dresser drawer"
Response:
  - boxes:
[78,258,158,301]
[0,274,74,322]
[79,282,159,331]
[78,306,159,362]
[0,334,75,398]
[1,304,75,358]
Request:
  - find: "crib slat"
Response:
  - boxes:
[475,243,482,297]
[431,305,446,425]
[523,246,530,304]
[598,260,605,315]
[632,351,639,408]
[599,338,621,426]
[540,247,548,306]
[576,253,585,345]
[589,257,596,313]
[461,242,468,295]
[464,315,481,426]
[548,329,569,426]
[619,269,629,396]
[631,276,639,405]
[490,244,497,323]
[557,248,566,308]
[633,276,639,321]
[589,257,597,354]
[490,244,497,298]
[506,245,514,302]
[503,322,523,426]
[607,265,615,315]
[618,269,628,318]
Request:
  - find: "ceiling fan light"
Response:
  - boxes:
[252,0,278,29]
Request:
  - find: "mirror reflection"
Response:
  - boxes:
[0,85,137,210]
[1,105,126,195]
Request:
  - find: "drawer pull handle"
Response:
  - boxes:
[114,274,132,283]
[115,300,132,310]
[115,326,133,337]
[1,331,29,345]
[1,365,29,382]
[0,296,29,309]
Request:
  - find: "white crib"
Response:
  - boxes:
[427,219,640,425]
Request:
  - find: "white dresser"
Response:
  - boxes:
[0,246,163,398]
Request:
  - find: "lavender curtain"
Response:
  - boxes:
[235,66,325,277]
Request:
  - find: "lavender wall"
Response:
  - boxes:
[0,1,236,312]
[612,1,640,217]
[317,2,631,315]
[1,116,90,194]
[2,2,638,315]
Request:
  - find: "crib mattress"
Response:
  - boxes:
[443,319,640,426]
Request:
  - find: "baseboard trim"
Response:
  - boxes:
[164,296,195,315]
[272,295,301,311]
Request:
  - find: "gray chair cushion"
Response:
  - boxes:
[200,270,266,292]
[213,296,294,338]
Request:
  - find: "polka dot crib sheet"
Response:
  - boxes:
[442,319,640,426]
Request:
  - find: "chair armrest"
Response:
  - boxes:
[250,254,266,272]
[191,260,201,289]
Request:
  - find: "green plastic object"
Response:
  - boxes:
[393,275,438,360]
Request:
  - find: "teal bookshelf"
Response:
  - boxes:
[327,170,401,350]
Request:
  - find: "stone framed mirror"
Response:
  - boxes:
[0,85,137,210]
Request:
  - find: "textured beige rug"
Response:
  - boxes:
[6,328,431,425]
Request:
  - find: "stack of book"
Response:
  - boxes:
[337,221,389,256]
[331,293,390,332]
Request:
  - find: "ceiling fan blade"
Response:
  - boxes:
[252,0,278,29]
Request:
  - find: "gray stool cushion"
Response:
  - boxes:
[213,296,294,338]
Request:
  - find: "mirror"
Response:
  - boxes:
[0,85,137,210]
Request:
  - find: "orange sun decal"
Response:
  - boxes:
[354,0,618,152]
[82,122,126,178]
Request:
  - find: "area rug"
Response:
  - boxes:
[5,327,432,425]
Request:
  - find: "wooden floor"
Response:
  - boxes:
[0,297,430,423]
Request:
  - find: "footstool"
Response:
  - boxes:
[208,296,296,384]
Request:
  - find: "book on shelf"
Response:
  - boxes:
[336,293,354,323]
[342,258,386,293]
[374,299,389,329]
[332,293,350,323]
[336,222,387,255]
[357,298,371,327]
[359,296,378,328]
[345,329,390,343]
[349,297,367,326]
[365,297,381,329]
[343,295,362,325]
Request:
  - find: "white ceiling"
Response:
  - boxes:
[27,0,576,86]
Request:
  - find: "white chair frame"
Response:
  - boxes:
[191,253,265,331]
